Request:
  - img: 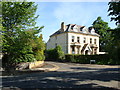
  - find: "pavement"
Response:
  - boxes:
[1,61,120,89]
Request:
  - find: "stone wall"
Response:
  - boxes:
[16,61,44,70]
[47,33,67,53]
[29,61,44,69]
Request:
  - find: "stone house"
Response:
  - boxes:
[47,22,100,55]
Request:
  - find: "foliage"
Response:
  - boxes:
[65,54,75,62]
[106,28,120,64]
[107,1,120,64]
[2,2,39,30]
[108,1,120,25]
[45,48,55,60]
[92,16,111,51]
[55,45,65,60]
[45,45,65,61]
[2,2,45,68]
[65,54,112,65]
[32,34,45,61]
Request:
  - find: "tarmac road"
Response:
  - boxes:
[1,61,120,89]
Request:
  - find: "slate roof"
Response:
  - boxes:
[50,24,100,37]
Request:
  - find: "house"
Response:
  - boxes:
[47,22,100,55]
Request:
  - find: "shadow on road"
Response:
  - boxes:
[1,66,120,89]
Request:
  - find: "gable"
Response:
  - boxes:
[81,44,92,52]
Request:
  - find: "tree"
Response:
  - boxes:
[32,34,45,61]
[107,1,120,64]
[2,2,45,68]
[2,2,39,31]
[108,1,120,25]
[92,16,111,51]
[55,45,65,60]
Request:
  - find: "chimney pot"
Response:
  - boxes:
[61,22,65,32]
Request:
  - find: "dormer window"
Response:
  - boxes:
[91,28,95,34]
[82,27,88,33]
[73,25,78,32]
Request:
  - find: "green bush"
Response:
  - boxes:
[55,45,65,60]
[45,45,65,61]
[2,53,35,69]
[34,50,45,61]
[14,54,35,63]
[32,34,45,61]
[65,54,111,64]
[65,54,75,62]
[45,48,55,60]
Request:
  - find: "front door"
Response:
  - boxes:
[85,50,89,55]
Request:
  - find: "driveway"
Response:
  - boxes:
[1,61,120,89]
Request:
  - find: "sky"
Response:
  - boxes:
[34,2,117,42]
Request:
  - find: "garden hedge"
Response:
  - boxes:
[65,54,110,64]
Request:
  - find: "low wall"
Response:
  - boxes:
[99,52,108,54]
[29,61,44,69]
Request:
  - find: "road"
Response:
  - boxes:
[1,61,120,89]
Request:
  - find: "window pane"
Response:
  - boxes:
[83,37,86,43]
[72,36,74,42]
[71,46,75,54]
[94,39,96,44]
[90,38,92,44]
[77,37,80,43]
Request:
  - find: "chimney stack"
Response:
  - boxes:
[61,22,65,32]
